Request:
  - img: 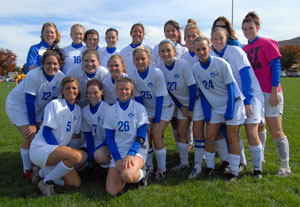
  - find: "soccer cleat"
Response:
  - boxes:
[206,168,215,178]
[239,163,247,173]
[277,167,291,177]
[188,168,202,180]
[38,180,55,196]
[253,169,263,179]
[171,163,189,172]
[25,169,33,179]
[226,172,239,182]
[32,166,41,184]
[153,170,166,181]
[218,161,230,174]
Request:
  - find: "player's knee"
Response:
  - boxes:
[69,151,83,166]
[122,171,136,183]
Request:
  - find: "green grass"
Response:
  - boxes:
[1,79,300,207]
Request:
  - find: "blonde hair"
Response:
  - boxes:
[61,76,80,100]
[70,23,85,34]
[41,22,61,45]
[115,77,135,99]
[193,35,212,48]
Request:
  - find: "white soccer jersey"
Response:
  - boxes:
[130,65,173,110]
[62,44,87,74]
[81,100,110,147]
[119,43,153,76]
[210,45,263,97]
[6,67,65,121]
[152,43,188,64]
[192,56,244,114]
[99,48,120,68]
[157,58,196,106]
[67,65,109,107]
[181,51,199,66]
[102,73,128,105]
[103,100,149,158]
[31,98,82,147]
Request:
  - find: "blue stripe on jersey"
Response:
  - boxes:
[138,67,149,79]
[135,96,144,105]
[127,124,148,156]
[270,58,281,87]
[71,43,83,49]
[154,96,163,123]
[83,131,95,160]
[227,39,243,49]
[212,45,227,58]
[86,71,97,78]
[188,84,197,111]
[65,99,75,111]
[199,89,211,123]
[106,47,117,54]
[194,140,205,148]
[225,83,235,121]
[43,70,54,82]
[119,99,130,111]
[248,36,260,44]
[90,101,101,114]
[239,67,253,105]
[25,93,36,125]
[189,50,195,57]
[168,90,183,108]
[105,128,121,161]
[199,56,211,70]
[165,60,175,71]
[43,126,58,145]
[130,42,142,49]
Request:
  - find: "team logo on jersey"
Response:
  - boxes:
[210,72,216,77]
[97,116,101,122]
[148,82,153,88]
[128,113,134,118]
[52,86,57,91]
[174,74,179,79]
[73,116,77,121]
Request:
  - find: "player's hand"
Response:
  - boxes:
[187,110,193,119]
[25,125,37,139]
[180,106,188,118]
[245,105,254,118]
[269,92,280,107]
[123,155,134,169]
[115,159,124,171]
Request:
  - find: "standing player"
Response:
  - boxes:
[242,12,291,176]
[62,23,86,75]
[102,55,128,105]
[81,79,111,165]
[25,22,61,73]
[211,27,264,178]
[119,23,153,76]
[131,46,174,181]
[84,29,104,58]
[6,49,65,179]
[192,35,246,180]
[99,28,120,68]
[30,76,86,196]
[104,77,149,196]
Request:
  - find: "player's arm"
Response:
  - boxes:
[224,82,235,120]
[25,93,37,138]
[43,126,58,145]
[83,131,95,161]
[187,83,197,111]
[199,89,211,123]
[127,124,148,156]
[105,129,121,162]
[239,66,253,105]
[154,96,163,123]
[269,57,281,106]
[25,46,38,73]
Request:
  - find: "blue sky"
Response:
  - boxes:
[1,0,299,67]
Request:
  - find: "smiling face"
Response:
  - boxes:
[42,55,59,76]
[159,42,176,66]
[164,24,179,43]
[42,26,57,45]
[62,81,79,104]
[133,51,150,73]
[194,39,211,63]
[116,81,132,102]
[105,31,118,48]
[184,28,199,51]
[242,21,259,42]
[131,25,144,45]
[86,33,99,50]
[109,57,124,80]
[71,26,84,44]
[87,85,103,106]
[211,30,227,53]
[82,53,100,74]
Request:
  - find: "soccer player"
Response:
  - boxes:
[104,77,149,196]
[192,35,246,180]
[62,23,86,75]
[131,46,174,181]
[119,23,153,76]
[242,11,291,176]
[30,76,86,196]
[25,22,61,73]
[211,27,264,178]
[6,49,65,179]
[84,29,104,58]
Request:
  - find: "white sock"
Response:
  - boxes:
[274,137,290,169]
[176,142,189,165]
[258,130,267,160]
[21,148,32,172]
[215,138,229,162]
[39,168,51,178]
[205,151,215,169]
[239,140,247,165]
[155,147,167,172]
[69,138,82,149]
[44,161,72,183]
[172,128,179,142]
[249,144,263,171]
[194,140,205,170]
[54,179,64,186]
[229,154,240,176]
[146,146,154,170]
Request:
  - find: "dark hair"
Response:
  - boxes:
[41,46,65,68]
[212,16,237,40]
[82,49,100,62]
[164,20,183,45]
[242,11,260,26]
[86,79,103,93]
[40,22,61,45]
[84,29,99,41]
[106,28,119,37]
[130,23,145,35]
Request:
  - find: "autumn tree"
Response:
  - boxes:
[0,48,17,75]
[280,45,300,73]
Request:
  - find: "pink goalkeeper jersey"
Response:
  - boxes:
[243,37,282,93]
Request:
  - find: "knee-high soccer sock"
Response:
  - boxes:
[39,168,65,186]
[274,137,290,170]
[44,161,72,183]
[21,148,32,172]
[205,151,215,169]
[258,130,267,160]
[176,142,189,165]
[239,140,247,165]
[194,140,205,170]
[215,138,229,162]
[229,154,240,176]
[135,168,146,183]
[155,147,167,172]
[249,143,263,171]
[187,123,194,146]
[172,128,179,142]
[69,138,82,149]
[146,145,154,170]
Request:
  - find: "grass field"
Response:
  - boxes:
[0,79,300,207]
